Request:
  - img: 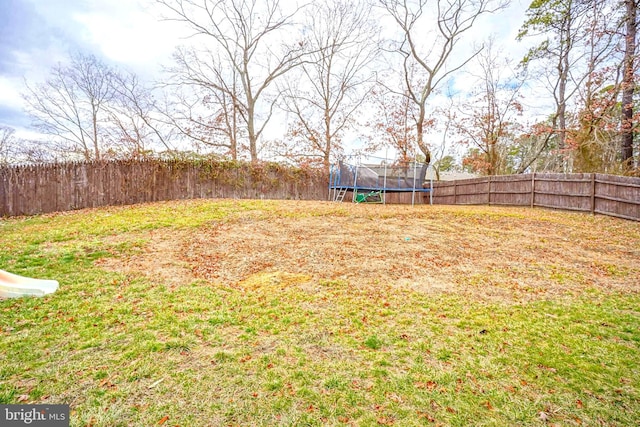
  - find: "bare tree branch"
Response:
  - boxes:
[156,0,312,162]
[279,0,379,170]
[22,53,117,161]
[378,0,509,164]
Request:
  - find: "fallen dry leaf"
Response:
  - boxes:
[417,411,436,422]
[415,381,437,391]
[376,416,395,425]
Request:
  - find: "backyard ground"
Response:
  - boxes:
[0,199,639,426]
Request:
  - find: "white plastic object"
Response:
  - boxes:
[0,269,59,298]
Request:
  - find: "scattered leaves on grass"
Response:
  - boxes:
[417,411,436,422]
[415,381,438,391]
[376,416,395,425]
[1,200,639,426]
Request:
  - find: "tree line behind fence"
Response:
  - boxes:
[0,159,328,217]
[429,173,640,221]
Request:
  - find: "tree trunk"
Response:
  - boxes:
[416,107,431,165]
[230,81,238,161]
[557,19,571,152]
[230,102,238,161]
[324,109,331,173]
[621,0,637,168]
[489,139,498,175]
[247,103,258,163]
[92,106,101,161]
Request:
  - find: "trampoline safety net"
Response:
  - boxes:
[329,159,432,204]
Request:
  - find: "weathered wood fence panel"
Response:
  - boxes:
[594,174,640,221]
[534,173,594,213]
[430,173,640,221]
[0,160,329,217]
[490,175,532,206]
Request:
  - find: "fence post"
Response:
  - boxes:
[453,180,457,205]
[0,169,5,217]
[530,172,536,208]
[590,173,596,215]
[487,176,492,206]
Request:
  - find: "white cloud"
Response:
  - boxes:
[0,76,25,110]
[13,127,46,141]
[71,1,188,75]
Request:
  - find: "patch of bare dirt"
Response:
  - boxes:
[95,228,196,286]
[95,201,640,302]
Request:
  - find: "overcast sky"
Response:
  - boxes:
[0,0,186,133]
[0,0,531,138]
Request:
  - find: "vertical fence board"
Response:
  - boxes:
[0,167,7,215]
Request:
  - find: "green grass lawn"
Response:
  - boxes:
[1,199,639,426]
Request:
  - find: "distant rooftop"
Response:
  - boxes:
[425,170,479,181]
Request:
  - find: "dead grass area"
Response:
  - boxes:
[99,201,640,303]
[95,228,197,286]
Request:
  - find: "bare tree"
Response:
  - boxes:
[108,71,176,158]
[0,128,61,165]
[371,85,420,163]
[430,95,456,180]
[162,47,244,159]
[454,40,526,175]
[279,0,378,170]
[156,0,310,163]
[22,53,117,161]
[16,140,61,164]
[377,0,508,165]
[0,126,16,165]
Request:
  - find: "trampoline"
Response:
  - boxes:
[329,156,433,205]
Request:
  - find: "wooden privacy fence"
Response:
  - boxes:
[430,173,640,221]
[0,159,328,217]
